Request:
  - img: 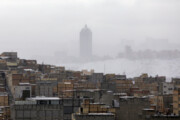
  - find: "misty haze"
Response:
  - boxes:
[1,0,179,78]
[1,1,180,120]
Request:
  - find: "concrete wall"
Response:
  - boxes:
[12,104,63,120]
[91,73,104,83]
[159,82,174,95]
[35,81,56,97]
[116,97,150,120]
[14,85,31,99]
[11,98,83,120]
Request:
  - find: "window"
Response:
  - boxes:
[51,100,59,105]
[63,106,73,114]
[168,88,173,90]
[25,87,30,90]
[39,100,48,105]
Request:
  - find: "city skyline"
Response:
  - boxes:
[0,0,180,119]
[0,0,180,59]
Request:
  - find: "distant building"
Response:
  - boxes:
[35,81,56,97]
[117,96,150,120]
[1,52,18,60]
[172,78,180,88]
[11,97,63,120]
[111,78,133,93]
[81,69,94,76]
[173,88,180,115]
[91,73,104,83]
[72,99,115,120]
[14,83,31,100]
[80,25,92,58]
[159,82,174,95]
[11,97,84,120]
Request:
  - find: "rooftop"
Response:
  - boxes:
[75,113,114,116]
[26,96,60,101]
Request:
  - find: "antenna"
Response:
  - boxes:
[104,64,106,74]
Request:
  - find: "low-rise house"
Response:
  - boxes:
[72,99,115,120]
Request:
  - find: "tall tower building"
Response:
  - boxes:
[80,25,92,58]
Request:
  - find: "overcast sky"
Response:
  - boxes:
[0,0,180,59]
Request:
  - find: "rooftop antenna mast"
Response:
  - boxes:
[104,64,106,74]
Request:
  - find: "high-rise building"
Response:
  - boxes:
[80,25,92,58]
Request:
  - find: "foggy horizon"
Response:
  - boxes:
[1,0,180,59]
[1,0,180,78]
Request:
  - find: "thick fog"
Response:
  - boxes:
[0,0,180,78]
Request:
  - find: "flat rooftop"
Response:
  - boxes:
[27,96,60,101]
